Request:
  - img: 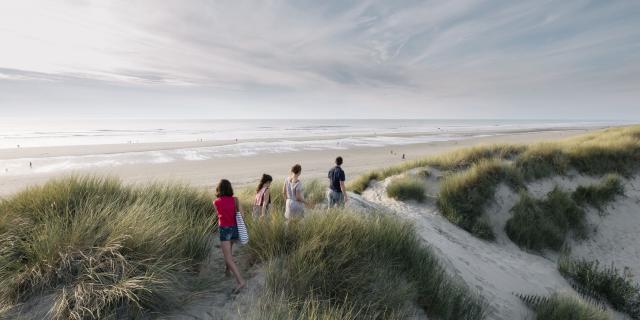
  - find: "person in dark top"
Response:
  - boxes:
[328,156,348,208]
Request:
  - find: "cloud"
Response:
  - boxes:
[0,0,639,118]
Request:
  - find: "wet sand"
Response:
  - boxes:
[0,128,600,197]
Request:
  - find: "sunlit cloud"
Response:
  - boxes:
[0,0,638,119]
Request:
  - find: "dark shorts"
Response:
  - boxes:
[328,190,345,208]
[219,226,239,241]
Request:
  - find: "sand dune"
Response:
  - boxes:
[361,169,639,320]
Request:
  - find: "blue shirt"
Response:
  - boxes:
[328,165,346,192]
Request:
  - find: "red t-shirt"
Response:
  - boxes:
[214,196,237,227]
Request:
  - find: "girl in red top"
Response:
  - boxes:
[213,179,245,291]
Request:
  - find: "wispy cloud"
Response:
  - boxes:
[0,0,639,119]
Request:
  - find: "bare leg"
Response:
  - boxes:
[221,241,245,290]
[225,241,234,276]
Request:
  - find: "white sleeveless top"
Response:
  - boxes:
[284,177,304,218]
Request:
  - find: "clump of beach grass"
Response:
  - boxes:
[246,210,486,320]
[347,144,525,194]
[515,143,570,180]
[244,292,408,320]
[437,159,524,240]
[559,257,640,319]
[0,176,215,319]
[417,168,431,178]
[518,293,610,320]
[506,174,626,251]
[572,174,624,211]
[428,144,526,170]
[387,176,427,202]
[515,126,640,180]
[505,187,586,251]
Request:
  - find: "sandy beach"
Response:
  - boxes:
[0,128,599,197]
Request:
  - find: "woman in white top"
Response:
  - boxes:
[283,164,307,219]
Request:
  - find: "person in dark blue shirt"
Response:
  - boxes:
[328,156,347,208]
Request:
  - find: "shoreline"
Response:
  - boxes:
[0,125,607,160]
[0,127,605,197]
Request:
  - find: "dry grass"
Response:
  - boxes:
[0,176,214,319]
[386,176,427,202]
[505,187,586,251]
[245,210,486,320]
[572,174,624,211]
[519,293,610,320]
[437,159,524,240]
[559,257,640,319]
[350,125,640,240]
[1,176,486,319]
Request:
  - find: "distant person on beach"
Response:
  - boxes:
[213,179,246,291]
[328,156,347,208]
[283,164,306,219]
[29,161,32,168]
[402,153,405,160]
[253,174,272,218]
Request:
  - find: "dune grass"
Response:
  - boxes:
[515,126,640,180]
[243,292,407,320]
[386,176,427,202]
[347,144,525,194]
[0,176,214,319]
[348,161,429,195]
[1,176,485,319]
[505,174,625,251]
[349,125,640,241]
[519,293,610,320]
[559,257,640,319]
[245,210,486,320]
[437,159,524,240]
[427,144,526,170]
[505,187,586,251]
[572,174,624,211]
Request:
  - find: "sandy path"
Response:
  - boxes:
[361,167,640,319]
[160,242,265,320]
[362,174,583,320]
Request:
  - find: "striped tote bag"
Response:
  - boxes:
[235,213,249,245]
[234,197,249,245]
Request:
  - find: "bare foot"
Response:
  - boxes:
[233,281,246,293]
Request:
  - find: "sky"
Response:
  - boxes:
[0,0,639,119]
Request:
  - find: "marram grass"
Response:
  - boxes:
[245,210,487,320]
[505,174,624,252]
[559,257,640,319]
[349,125,640,240]
[386,176,427,202]
[437,159,524,240]
[1,176,486,319]
[0,176,215,319]
[518,293,610,320]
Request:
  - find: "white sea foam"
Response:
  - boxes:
[0,119,627,177]
[0,119,623,149]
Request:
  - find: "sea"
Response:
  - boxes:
[0,119,628,176]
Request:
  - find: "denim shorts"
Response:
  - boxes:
[219,226,239,241]
[328,190,345,208]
